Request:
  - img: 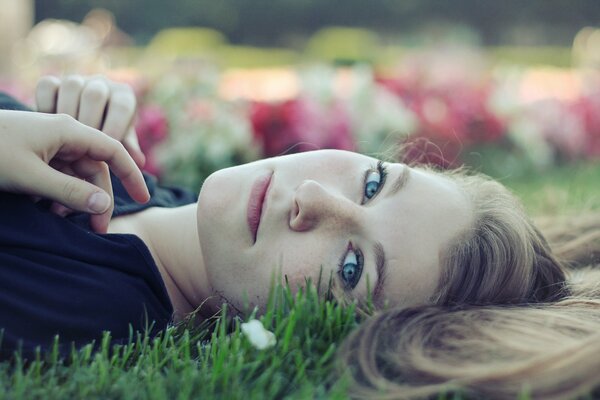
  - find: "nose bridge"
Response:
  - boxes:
[290,179,358,231]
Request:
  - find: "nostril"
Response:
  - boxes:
[290,199,305,230]
[289,200,299,226]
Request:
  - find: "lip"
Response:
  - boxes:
[247,170,273,244]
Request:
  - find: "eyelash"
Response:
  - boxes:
[337,161,388,290]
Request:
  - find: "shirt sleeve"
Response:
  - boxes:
[0,92,31,111]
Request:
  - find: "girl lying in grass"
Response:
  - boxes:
[0,75,598,398]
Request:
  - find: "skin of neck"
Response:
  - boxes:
[108,204,212,321]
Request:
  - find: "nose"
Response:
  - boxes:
[289,180,358,232]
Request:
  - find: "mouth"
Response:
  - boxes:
[247,170,273,244]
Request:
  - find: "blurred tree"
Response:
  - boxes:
[34,0,600,46]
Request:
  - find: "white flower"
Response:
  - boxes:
[241,319,276,350]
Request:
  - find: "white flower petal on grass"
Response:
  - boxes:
[241,319,276,350]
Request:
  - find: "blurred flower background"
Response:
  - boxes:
[1,0,599,191]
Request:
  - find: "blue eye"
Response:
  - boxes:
[363,161,387,203]
[364,173,380,199]
[338,244,363,290]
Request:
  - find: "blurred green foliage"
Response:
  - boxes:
[216,46,299,68]
[36,0,600,47]
[499,163,600,215]
[305,27,380,65]
[488,46,574,68]
[146,27,226,57]
[126,29,574,69]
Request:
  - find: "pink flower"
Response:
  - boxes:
[571,93,600,159]
[185,99,215,122]
[135,104,169,175]
[399,135,463,168]
[526,98,587,160]
[377,74,506,167]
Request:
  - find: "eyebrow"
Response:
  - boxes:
[371,165,411,303]
[387,164,411,197]
[372,241,387,304]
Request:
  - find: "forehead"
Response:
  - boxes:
[374,166,472,307]
[278,149,376,165]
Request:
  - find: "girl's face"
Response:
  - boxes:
[197,150,472,313]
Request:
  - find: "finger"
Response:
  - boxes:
[48,164,76,218]
[101,82,136,141]
[70,158,114,233]
[123,128,146,168]
[50,202,73,217]
[47,160,113,231]
[49,157,68,171]
[77,78,110,129]
[35,76,60,113]
[54,121,150,203]
[57,75,85,117]
[23,158,113,217]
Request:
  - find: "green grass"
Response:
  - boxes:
[1,163,598,399]
[0,283,358,400]
[498,162,600,215]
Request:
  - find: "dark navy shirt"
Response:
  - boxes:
[0,93,196,358]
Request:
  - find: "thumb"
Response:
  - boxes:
[86,191,112,213]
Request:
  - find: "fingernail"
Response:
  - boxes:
[88,192,111,213]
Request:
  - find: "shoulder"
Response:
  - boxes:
[108,207,151,236]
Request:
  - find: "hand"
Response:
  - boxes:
[0,110,150,233]
[35,75,146,168]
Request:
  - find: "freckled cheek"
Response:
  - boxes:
[282,266,313,290]
[280,245,331,290]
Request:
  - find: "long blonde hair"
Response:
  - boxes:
[433,171,570,305]
[337,167,600,399]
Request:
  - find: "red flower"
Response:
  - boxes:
[250,97,354,157]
